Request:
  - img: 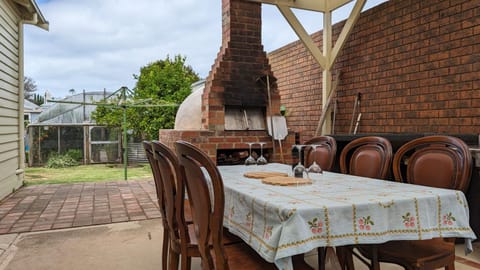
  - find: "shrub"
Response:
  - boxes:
[65,149,83,161]
[46,153,78,168]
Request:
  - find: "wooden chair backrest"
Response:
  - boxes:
[175,140,228,270]
[392,135,472,192]
[143,141,166,220]
[151,141,190,249]
[340,136,393,179]
[304,135,337,171]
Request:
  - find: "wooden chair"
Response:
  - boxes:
[356,135,473,270]
[335,136,393,270]
[143,141,169,270]
[302,136,337,269]
[339,136,393,179]
[303,135,337,171]
[175,140,286,270]
[152,141,241,270]
[152,141,197,270]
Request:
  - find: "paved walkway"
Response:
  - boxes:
[0,180,160,234]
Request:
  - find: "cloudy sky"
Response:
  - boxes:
[24,0,387,98]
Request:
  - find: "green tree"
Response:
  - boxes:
[92,55,199,140]
[32,93,45,105]
[132,55,199,139]
[91,95,125,127]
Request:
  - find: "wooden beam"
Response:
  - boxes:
[247,0,365,135]
[276,5,327,69]
[322,11,333,134]
[315,72,341,136]
[247,0,328,12]
[326,0,355,11]
[323,10,332,67]
[330,0,366,66]
[246,0,356,12]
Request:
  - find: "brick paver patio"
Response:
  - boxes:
[0,180,160,234]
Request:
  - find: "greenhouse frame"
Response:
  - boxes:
[26,91,122,166]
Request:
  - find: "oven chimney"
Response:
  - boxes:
[159,0,293,165]
[202,0,280,131]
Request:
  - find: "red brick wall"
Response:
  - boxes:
[268,0,479,142]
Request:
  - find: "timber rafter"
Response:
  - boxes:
[246,0,354,12]
[245,0,367,134]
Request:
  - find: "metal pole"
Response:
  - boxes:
[83,90,86,122]
[123,106,127,180]
[57,127,61,154]
[28,126,33,166]
[38,126,41,164]
[84,126,89,165]
[122,87,128,181]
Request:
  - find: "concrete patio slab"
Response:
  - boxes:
[0,219,165,270]
[1,219,479,270]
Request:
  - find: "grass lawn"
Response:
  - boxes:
[24,164,153,185]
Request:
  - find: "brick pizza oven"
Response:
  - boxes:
[159,0,294,164]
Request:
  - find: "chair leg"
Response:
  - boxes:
[318,247,326,270]
[370,246,380,270]
[446,262,455,270]
[336,247,355,270]
[180,253,192,270]
[186,257,191,270]
[180,246,189,270]
[336,247,345,269]
[162,231,169,270]
[169,247,180,270]
[340,247,355,270]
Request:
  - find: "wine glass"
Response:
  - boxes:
[292,144,306,178]
[256,142,267,165]
[307,144,323,174]
[245,142,257,166]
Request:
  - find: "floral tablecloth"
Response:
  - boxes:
[218,163,476,270]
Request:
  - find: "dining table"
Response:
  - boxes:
[218,163,477,270]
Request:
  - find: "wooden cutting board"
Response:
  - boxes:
[244,171,289,179]
[261,176,312,186]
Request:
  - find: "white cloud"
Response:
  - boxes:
[24,0,387,98]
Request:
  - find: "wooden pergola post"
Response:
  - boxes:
[323,10,332,134]
[246,0,366,134]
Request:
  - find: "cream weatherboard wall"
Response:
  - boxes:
[0,2,22,200]
[0,0,47,200]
